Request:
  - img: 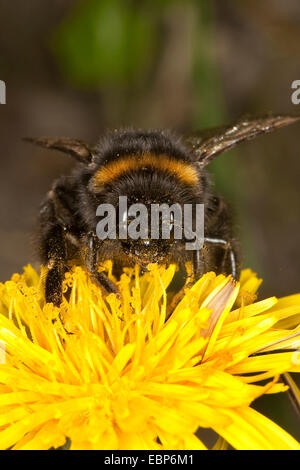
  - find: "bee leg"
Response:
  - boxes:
[86,232,120,297]
[192,249,205,280]
[38,183,79,306]
[166,262,196,318]
[203,237,238,279]
[43,225,67,306]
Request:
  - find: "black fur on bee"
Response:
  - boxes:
[25,114,299,306]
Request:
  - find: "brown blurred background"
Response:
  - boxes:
[0,0,299,442]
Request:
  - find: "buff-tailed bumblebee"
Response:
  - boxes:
[26,114,299,306]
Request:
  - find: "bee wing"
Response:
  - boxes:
[24,137,94,163]
[184,115,300,167]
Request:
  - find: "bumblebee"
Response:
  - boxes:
[26,115,298,306]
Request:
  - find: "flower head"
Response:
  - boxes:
[0,263,300,450]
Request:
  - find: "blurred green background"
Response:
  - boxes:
[0,0,299,445]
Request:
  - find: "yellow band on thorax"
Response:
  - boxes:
[92,154,198,189]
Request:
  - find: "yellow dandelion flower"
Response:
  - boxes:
[0,263,300,450]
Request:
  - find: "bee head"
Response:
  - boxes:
[116,200,180,267]
[120,238,172,267]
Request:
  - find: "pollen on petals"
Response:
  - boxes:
[0,263,299,450]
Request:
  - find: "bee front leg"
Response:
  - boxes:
[204,237,237,279]
[192,249,205,280]
[43,225,67,306]
[192,237,238,280]
[86,232,119,297]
